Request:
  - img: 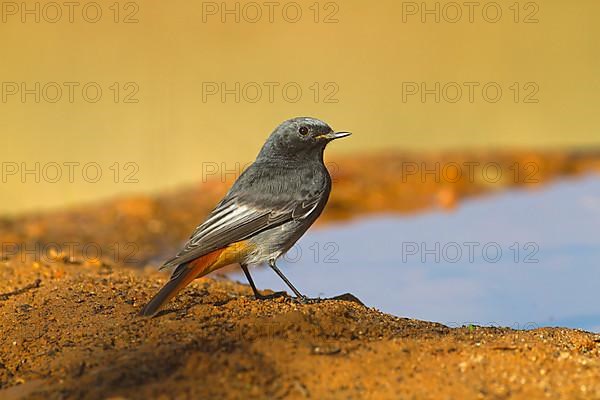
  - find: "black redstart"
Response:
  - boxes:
[140,117,351,316]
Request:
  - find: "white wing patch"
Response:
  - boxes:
[189,204,252,246]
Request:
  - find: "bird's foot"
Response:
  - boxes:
[291,295,323,305]
[292,295,309,304]
[254,291,288,300]
[254,291,322,304]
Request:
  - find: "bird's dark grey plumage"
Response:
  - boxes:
[140,117,350,316]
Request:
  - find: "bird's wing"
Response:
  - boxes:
[159,192,324,272]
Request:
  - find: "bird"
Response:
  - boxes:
[140,117,351,316]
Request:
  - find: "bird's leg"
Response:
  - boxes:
[240,263,261,297]
[268,259,308,302]
[240,264,286,300]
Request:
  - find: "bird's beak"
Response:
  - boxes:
[317,131,352,141]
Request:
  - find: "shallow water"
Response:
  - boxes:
[229,176,600,332]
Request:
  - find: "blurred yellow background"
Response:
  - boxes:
[1,0,599,214]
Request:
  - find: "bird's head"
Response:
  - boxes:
[258,117,351,161]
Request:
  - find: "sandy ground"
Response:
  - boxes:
[2,150,600,399]
[1,259,600,400]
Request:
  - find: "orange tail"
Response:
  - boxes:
[139,249,224,317]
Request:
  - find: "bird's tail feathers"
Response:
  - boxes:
[139,249,224,317]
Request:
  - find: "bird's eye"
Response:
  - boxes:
[299,126,309,135]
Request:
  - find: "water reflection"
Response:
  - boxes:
[229,176,600,332]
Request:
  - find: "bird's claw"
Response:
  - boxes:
[254,291,288,300]
[254,292,318,305]
[292,295,320,304]
[288,295,306,304]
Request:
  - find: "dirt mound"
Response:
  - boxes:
[1,259,600,399]
[2,150,600,398]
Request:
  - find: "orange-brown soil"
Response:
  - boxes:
[1,150,600,399]
[1,260,600,399]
